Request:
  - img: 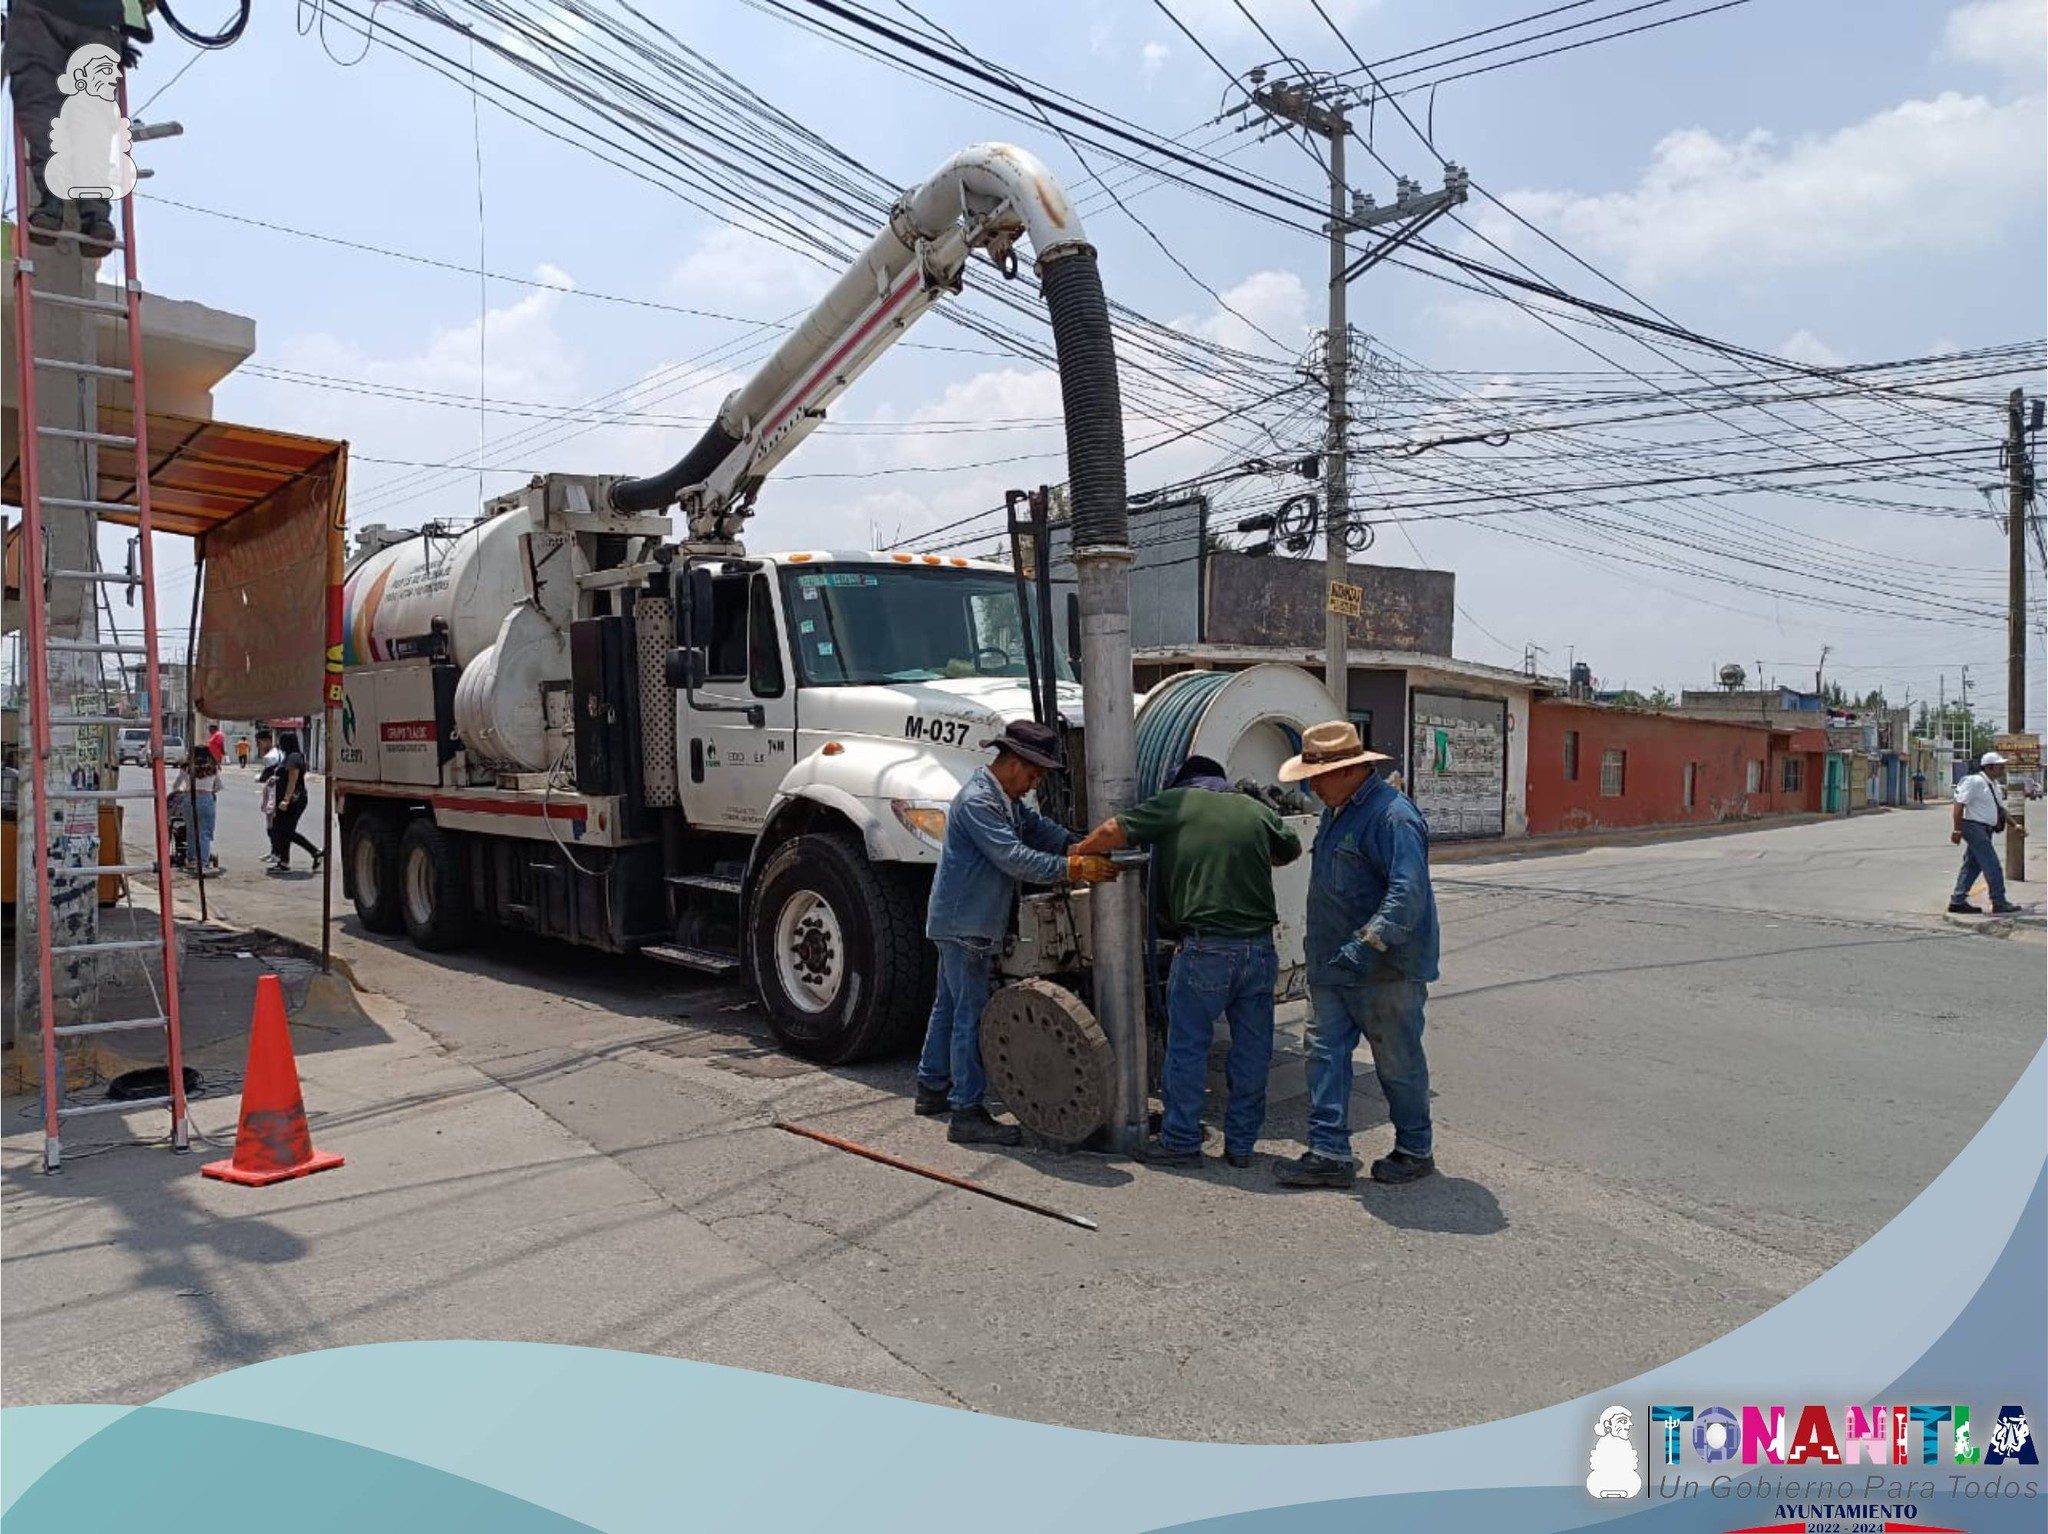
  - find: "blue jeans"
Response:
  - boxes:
[1306,979,1432,1160]
[187,791,216,868]
[1159,935,1278,1156]
[1953,821,2008,906]
[916,939,996,1111]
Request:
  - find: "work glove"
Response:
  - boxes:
[1333,928,1387,974]
[1067,854,1120,885]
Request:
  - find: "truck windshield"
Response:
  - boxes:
[782,566,1072,687]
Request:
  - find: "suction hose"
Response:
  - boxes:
[610,423,740,516]
[1041,249,1126,547]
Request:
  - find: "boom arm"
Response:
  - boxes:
[611,144,1094,539]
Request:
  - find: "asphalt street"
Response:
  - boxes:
[3,769,2041,1442]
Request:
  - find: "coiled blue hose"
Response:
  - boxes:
[1134,669,1234,801]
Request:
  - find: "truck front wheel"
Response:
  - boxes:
[748,832,931,1064]
[398,818,474,953]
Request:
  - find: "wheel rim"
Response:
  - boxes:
[403,846,433,927]
[773,889,844,1013]
[354,836,382,909]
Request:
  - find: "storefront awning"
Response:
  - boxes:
[4,405,343,546]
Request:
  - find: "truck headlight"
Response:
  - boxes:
[892,800,948,847]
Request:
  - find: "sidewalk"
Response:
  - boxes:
[0,894,950,1411]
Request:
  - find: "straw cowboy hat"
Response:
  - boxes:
[1278,720,1391,783]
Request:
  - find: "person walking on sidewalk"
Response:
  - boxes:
[1272,721,1442,1190]
[916,720,1117,1147]
[1074,755,1301,1169]
[171,744,220,871]
[265,730,322,875]
[1950,750,2024,915]
[1911,768,1926,805]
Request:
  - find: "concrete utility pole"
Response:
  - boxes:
[2003,387,2030,880]
[13,238,107,1037]
[1239,70,1467,708]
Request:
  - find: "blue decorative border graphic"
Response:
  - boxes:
[6,1046,2041,1533]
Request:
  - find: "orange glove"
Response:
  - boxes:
[1067,854,1119,885]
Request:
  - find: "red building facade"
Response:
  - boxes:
[1526,701,1822,835]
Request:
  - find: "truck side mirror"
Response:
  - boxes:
[665,647,702,691]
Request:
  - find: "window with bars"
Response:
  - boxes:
[1683,762,1698,808]
[1782,756,1805,793]
[1600,748,1627,798]
[1563,730,1580,781]
[1747,759,1763,794]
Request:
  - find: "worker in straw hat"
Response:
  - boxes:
[1272,719,1441,1188]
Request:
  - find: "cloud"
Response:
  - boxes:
[1778,329,1846,367]
[1484,90,2045,286]
[669,225,835,309]
[1943,0,2047,71]
[1178,268,1313,358]
[1141,41,1170,82]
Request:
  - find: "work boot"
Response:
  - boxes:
[947,1106,1022,1147]
[75,200,116,260]
[1990,901,2025,915]
[1273,1151,1357,1189]
[1948,901,1982,914]
[1370,1150,1437,1185]
[913,1084,951,1117]
[1143,1137,1202,1169]
[26,195,63,245]
[1224,1150,1256,1170]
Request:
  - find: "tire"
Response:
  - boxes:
[345,811,406,934]
[747,832,933,1064]
[397,817,474,952]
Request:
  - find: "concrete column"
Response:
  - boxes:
[14,242,103,1036]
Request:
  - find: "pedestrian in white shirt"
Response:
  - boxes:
[1949,750,2024,915]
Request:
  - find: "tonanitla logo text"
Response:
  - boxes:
[1648,1405,2037,1471]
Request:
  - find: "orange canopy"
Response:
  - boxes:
[4,405,344,547]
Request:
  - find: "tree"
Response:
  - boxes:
[1646,687,1676,710]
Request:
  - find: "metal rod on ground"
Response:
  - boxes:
[773,1122,1098,1230]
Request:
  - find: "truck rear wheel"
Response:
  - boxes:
[346,811,405,935]
[748,832,931,1064]
[398,818,474,953]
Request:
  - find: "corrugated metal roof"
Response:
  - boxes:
[4,406,343,543]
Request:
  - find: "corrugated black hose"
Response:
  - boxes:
[1041,249,1126,548]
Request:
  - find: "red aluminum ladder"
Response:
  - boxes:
[10,86,189,1172]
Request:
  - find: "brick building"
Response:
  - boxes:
[1527,700,1823,835]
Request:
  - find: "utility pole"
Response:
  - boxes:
[2004,387,2030,880]
[1239,69,1467,708]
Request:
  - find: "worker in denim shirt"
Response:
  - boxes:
[917,720,1119,1146]
[1272,720,1441,1188]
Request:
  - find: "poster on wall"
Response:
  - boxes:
[1410,690,1507,839]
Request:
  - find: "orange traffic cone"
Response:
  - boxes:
[201,974,345,1186]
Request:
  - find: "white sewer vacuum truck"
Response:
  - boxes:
[335,144,1325,1140]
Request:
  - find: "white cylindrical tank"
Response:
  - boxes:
[341,509,533,668]
[453,604,567,773]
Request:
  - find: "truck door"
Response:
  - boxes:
[680,570,795,833]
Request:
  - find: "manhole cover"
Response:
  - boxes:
[980,979,1113,1148]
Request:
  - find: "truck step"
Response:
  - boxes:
[640,943,741,977]
[666,872,743,897]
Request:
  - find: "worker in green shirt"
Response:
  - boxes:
[1075,755,1303,1169]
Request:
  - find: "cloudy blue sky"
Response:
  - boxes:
[33,0,2048,717]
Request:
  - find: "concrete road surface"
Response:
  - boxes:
[3,773,2039,1443]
